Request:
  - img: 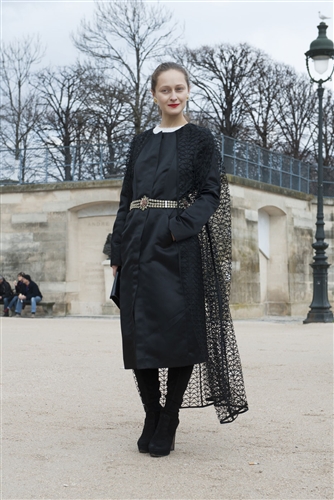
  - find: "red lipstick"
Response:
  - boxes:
[168,104,179,108]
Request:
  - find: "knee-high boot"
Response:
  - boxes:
[149,365,193,457]
[134,368,161,453]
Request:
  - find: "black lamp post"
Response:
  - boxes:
[304,22,334,323]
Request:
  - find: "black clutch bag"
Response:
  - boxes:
[110,268,121,308]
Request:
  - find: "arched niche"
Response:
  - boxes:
[66,200,119,315]
[258,206,290,315]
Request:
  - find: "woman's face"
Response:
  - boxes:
[152,69,189,119]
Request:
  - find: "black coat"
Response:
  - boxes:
[0,279,13,299]
[112,129,220,369]
[15,281,27,295]
[25,281,43,300]
[111,123,248,423]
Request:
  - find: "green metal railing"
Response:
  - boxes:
[221,135,333,197]
[1,136,333,197]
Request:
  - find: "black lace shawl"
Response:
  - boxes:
[121,123,248,424]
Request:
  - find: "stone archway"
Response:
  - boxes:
[258,206,290,315]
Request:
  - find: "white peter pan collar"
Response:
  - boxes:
[153,124,187,134]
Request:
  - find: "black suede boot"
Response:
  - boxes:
[137,406,162,453]
[148,410,179,457]
[149,365,193,457]
[134,369,161,453]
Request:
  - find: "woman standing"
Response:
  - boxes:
[110,62,248,458]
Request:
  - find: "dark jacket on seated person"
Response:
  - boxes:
[25,281,43,301]
[0,278,13,299]
[15,281,27,296]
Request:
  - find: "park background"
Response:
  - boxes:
[1,0,333,318]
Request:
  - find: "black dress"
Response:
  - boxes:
[120,130,206,369]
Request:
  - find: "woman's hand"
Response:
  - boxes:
[112,265,118,278]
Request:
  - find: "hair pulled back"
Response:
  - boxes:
[151,62,190,91]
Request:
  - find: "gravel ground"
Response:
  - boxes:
[1,316,333,500]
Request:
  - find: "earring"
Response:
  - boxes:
[153,97,158,104]
[187,95,190,101]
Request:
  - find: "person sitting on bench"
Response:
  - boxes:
[15,275,43,318]
[6,272,27,316]
[0,276,14,316]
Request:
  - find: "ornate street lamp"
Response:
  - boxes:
[304,22,334,323]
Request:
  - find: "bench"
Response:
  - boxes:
[39,302,55,317]
[20,300,55,317]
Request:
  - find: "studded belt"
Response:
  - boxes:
[130,195,183,211]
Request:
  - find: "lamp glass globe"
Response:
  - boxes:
[313,55,330,74]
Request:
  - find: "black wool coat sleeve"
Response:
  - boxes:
[110,136,138,267]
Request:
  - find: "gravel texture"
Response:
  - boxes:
[2,316,333,500]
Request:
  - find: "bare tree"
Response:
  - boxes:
[273,70,317,160]
[36,64,91,181]
[308,88,334,196]
[173,43,264,138]
[242,59,284,150]
[79,63,133,177]
[72,0,179,134]
[0,36,44,181]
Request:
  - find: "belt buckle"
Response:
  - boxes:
[139,195,149,211]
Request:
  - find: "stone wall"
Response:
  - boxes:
[228,176,334,317]
[1,177,333,318]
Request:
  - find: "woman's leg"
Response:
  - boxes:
[134,368,161,453]
[134,369,161,412]
[149,365,193,457]
[165,365,193,414]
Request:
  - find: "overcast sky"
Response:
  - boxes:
[1,0,334,88]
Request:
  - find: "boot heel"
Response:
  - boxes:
[170,433,175,451]
[149,412,179,457]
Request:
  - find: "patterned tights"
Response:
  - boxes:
[134,365,193,413]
